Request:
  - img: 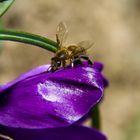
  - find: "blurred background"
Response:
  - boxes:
[0,0,140,140]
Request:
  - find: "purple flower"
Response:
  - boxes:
[0,61,108,140]
[0,124,107,140]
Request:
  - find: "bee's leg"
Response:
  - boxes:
[47,66,56,72]
[72,57,82,66]
[80,55,93,65]
[70,59,74,68]
[71,62,74,68]
[47,66,52,72]
[62,60,67,68]
[48,64,59,72]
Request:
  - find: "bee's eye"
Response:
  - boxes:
[57,61,61,64]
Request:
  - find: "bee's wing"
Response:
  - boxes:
[56,22,68,47]
[77,40,94,50]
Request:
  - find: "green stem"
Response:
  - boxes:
[0,30,58,53]
[91,105,101,130]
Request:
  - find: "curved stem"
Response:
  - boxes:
[0,30,58,53]
[91,105,101,130]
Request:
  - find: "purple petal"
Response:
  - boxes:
[93,62,104,72]
[0,64,50,93]
[0,62,107,128]
[0,125,107,140]
[93,62,108,87]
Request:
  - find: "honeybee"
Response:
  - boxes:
[50,22,94,72]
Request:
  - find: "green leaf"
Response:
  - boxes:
[0,0,14,17]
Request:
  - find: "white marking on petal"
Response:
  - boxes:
[82,67,99,88]
[37,83,61,102]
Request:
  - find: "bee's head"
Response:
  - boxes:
[51,57,61,67]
